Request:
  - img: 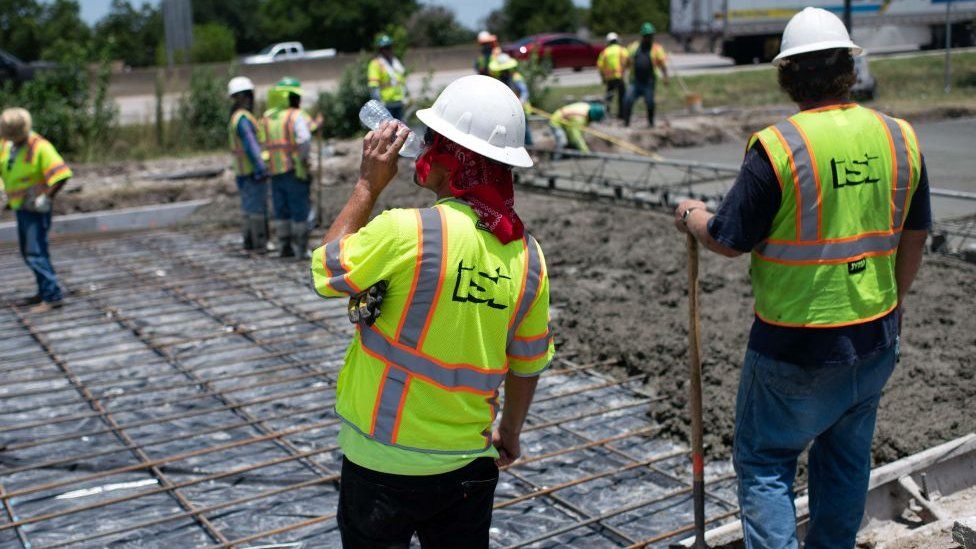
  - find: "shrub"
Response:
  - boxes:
[175,68,228,150]
[522,49,555,109]
[315,57,372,139]
[191,23,237,63]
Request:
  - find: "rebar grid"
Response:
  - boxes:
[0,229,739,548]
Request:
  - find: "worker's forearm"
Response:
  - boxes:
[895,230,927,304]
[322,180,378,244]
[48,180,68,197]
[685,209,742,258]
[499,373,539,436]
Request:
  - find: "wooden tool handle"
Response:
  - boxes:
[687,233,707,548]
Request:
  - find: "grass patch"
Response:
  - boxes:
[542,51,976,116]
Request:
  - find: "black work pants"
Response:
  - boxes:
[338,456,499,548]
[604,78,627,120]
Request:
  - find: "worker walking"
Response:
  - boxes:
[489,53,533,146]
[597,32,630,120]
[368,35,408,121]
[624,22,669,128]
[673,8,930,548]
[228,76,269,253]
[550,101,605,154]
[475,30,501,76]
[1,108,72,313]
[262,77,314,259]
[311,75,553,547]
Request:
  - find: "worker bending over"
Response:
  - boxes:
[368,35,408,121]
[311,75,553,547]
[262,77,317,259]
[1,108,72,313]
[475,30,501,76]
[550,101,605,154]
[489,53,533,146]
[597,32,629,120]
[228,76,269,253]
[625,22,669,128]
[674,8,930,548]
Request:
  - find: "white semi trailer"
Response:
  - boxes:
[671,0,976,64]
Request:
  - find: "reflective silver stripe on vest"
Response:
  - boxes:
[372,366,410,443]
[361,327,507,392]
[506,235,543,350]
[398,208,444,348]
[877,113,912,230]
[508,329,551,359]
[324,238,356,294]
[776,120,820,241]
[755,231,901,262]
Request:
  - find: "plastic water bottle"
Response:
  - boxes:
[358,100,422,158]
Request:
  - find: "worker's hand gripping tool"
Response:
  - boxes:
[347,281,388,327]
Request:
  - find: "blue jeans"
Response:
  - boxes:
[624,79,656,127]
[16,210,63,302]
[237,175,268,215]
[271,171,310,223]
[734,346,897,548]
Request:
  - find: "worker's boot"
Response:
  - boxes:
[247,214,268,254]
[291,221,311,260]
[647,107,656,128]
[241,218,253,250]
[273,220,293,258]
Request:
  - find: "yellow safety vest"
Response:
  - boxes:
[229,109,264,177]
[597,43,629,80]
[551,102,590,128]
[310,199,554,454]
[0,133,72,210]
[367,56,407,104]
[261,107,307,180]
[748,104,922,327]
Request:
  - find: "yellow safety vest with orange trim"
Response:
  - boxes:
[0,132,72,210]
[748,104,922,327]
[597,43,629,81]
[310,199,554,456]
[261,107,307,180]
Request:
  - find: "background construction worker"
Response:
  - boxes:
[367,35,407,121]
[624,22,669,128]
[475,30,501,76]
[673,8,930,548]
[489,53,533,145]
[262,77,316,259]
[550,101,605,154]
[228,76,269,253]
[0,108,72,313]
[310,75,553,547]
[597,32,630,120]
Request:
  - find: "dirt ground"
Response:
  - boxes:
[21,109,976,468]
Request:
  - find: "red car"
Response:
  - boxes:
[502,33,601,70]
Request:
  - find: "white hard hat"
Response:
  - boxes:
[417,75,532,168]
[477,30,497,44]
[606,32,619,43]
[774,7,862,66]
[227,76,255,96]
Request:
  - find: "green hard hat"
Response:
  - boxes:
[275,76,304,96]
[588,102,606,122]
[376,35,393,48]
[640,22,656,35]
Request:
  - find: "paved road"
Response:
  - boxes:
[660,116,976,220]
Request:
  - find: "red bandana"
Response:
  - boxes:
[414,133,524,244]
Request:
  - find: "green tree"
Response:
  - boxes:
[190,23,237,63]
[191,0,264,53]
[0,0,44,61]
[500,0,577,40]
[176,68,227,149]
[589,0,669,37]
[93,0,162,68]
[37,0,93,62]
[405,6,474,48]
[258,0,419,52]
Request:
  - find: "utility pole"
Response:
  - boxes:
[945,0,953,93]
[843,0,853,32]
[163,0,194,67]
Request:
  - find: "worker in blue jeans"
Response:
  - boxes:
[623,22,669,128]
[673,8,930,548]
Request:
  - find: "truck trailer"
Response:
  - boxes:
[671,0,976,64]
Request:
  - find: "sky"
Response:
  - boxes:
[78,0,590,29]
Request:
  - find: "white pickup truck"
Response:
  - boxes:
[241,42,337,65]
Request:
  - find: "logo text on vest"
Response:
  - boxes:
[452,260,510,310]
[848,257,867,275]
[831,154,881,188]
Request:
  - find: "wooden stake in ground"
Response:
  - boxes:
[687,233,707,548]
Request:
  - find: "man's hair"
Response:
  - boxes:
[0,107,31,143]
[777,48,856,104]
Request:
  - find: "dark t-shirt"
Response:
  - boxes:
[707,143,932,366]
[632,44,654,84]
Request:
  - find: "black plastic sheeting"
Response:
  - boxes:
[0,230,738,548]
